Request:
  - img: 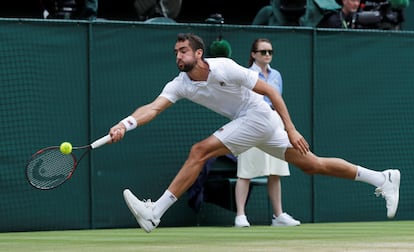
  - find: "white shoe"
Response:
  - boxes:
[234,215,250,227]
[272,213,301,226]
[375,169,400,218]
[123,189,160,233]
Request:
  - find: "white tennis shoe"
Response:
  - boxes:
[271,213,301,226]
[234,215,250,227]
[123,189,160,233]
[374,169,400,218]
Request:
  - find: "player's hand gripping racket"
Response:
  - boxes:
[26,134,112,190]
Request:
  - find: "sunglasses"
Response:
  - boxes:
[255,50,273,56]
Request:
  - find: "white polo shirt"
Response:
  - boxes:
[159,57,268,120]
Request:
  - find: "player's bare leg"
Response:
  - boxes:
[123,135,230,233]
[285,149,358,178]
[285,148,400,218]
[167,136,231,198]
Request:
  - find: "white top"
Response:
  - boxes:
[159,57,267,120]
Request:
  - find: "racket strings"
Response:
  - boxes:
[26,148,76,189]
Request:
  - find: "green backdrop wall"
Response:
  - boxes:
[0,19,413,232]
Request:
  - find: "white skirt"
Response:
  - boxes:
[237,147,290,179]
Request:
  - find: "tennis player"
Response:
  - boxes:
[109,33,400,233]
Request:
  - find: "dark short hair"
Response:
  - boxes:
[177,33,205,54]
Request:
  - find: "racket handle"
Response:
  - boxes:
[91,134,111,149]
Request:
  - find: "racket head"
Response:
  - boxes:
[26,147,77,190]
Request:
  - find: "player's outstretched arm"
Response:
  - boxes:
[110,96,173,142]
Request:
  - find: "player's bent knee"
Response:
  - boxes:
[189,142,208,159]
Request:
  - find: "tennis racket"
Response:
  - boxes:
[26,134,112,190]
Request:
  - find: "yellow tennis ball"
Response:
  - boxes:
[60,142,72,155]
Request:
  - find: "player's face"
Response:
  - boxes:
[174,40,197,72]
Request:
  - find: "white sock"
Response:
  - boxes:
[154,190,177,219]
[354,165,386,187]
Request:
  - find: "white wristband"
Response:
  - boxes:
[120,116,138,132]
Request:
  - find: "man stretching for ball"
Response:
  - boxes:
[108,33,400,233]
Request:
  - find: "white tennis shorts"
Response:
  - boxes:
[213,107,292,161]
